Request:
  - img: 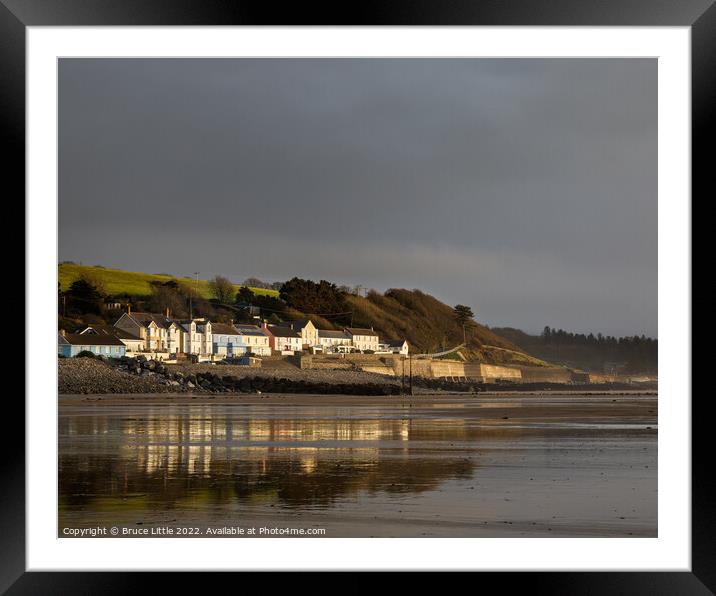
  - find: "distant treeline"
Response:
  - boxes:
[492,326,657,373]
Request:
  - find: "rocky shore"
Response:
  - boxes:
[58,356,402,396]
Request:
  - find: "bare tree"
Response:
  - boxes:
[208,275,235,305]
[243,277,269,289]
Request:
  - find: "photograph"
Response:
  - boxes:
[56,57,659,540]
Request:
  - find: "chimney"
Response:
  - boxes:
[166,307,170,318]
[128,304,131,314]
[60,329,66,337]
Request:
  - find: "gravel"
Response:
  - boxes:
[58,357,401,395]
[59,358,171,394]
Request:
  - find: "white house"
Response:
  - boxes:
[173,319,213,356]
[114,310,214,356]
[317,329,353,352]
[195,319,213,356]
[381,339,409,355]
[234,325,271,356]
[345,327,380,352]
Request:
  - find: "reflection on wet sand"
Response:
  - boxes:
[61,414,474,510]
[59,396,657,537]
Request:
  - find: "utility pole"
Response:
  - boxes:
[190,271,199,319]
[401,356,405,396]
[409,353,413,396]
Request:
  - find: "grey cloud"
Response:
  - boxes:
[59,58,656,336]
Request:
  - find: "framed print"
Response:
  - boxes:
[5,0,710,590]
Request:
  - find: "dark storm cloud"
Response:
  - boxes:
[59,58,656,337]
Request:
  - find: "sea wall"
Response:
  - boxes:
[518,366,573,384]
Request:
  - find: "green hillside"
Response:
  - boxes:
[58,263,279,299]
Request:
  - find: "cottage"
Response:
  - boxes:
[383,339,409,355]
[58,331,126,358]
[78,324,144,353]
[317,329,353,352]
[263,324,303,353]
[345,327,380,352]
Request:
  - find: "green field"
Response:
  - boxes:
[58,263,279,299]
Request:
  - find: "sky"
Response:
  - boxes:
[58,58,657,337]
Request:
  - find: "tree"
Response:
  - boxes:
[453,304,475,344]
[208,275,235,305]
[279,277,348,318]
[147,280,188,318]
[66,276,106,315]
[236,286,255,305]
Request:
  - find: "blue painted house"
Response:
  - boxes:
[210,323,243,357]
[58,331,126,358]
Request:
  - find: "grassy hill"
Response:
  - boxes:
[59,263,279,299]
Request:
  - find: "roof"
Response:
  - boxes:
[317,329,350,340]
[386,339,407,347]
[172,319,208,331]
[123,312,172,329]
[79,325,141,341]
[345,327,379,337]
[210,323,241,336]
[239,328,268,337]
[267,325,301,338]
[60,333,125,347]
[276,319,313,331]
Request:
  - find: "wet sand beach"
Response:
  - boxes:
[58,393,657,537]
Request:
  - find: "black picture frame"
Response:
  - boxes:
[5,0,708,590]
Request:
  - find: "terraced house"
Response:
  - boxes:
[114,310,213,355]
[345,327,380,352]
[233,324,271,356]
[276,319,318,348]
[263,324,303,353]
[62,307,389,359]
[211,322,242,357]
[317,329,352,351]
